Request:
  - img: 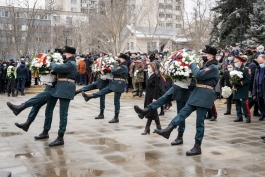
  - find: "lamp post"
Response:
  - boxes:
[237,8,247,49]
[63,29,70,46]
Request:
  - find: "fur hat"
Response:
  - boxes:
[62,46,76,54]
[118,53,128,60]
[202,45,217,56]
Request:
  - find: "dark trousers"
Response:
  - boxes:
[148,87,186,133]
[28,101,47,122]
[1,80,7,93]
[17,78,26,94]
[248,97,259,114]
[170,104,208,142]
[93,88,121,114]
[235,99,251,119]
[86,71,92,84]
[45,97,71,134]
[7,78,16,95]
[258,97,265,116]
[79,74,86,85]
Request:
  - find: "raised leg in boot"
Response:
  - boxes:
[141,119,152,135]
[134,105,150,119]
[15,119,32,132]
[7,102,27,116]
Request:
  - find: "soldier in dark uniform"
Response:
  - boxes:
[42,46,78,146]
[82,54,129,123]
[75,57,113,119]
[233,56,251,123]
[134,80,194,145]
[150,46,219,156]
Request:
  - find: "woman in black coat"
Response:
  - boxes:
[142,62,161,135]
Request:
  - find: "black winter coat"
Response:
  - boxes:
[144,73,160,120]
[220,70,232,88]
[248,60,259,92]
[253,67,265,98]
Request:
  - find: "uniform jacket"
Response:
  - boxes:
[252,66,265,98]
[78,60,86,74]
[233,65,250,99]
[171,85,192,103]
[144,73,160,119]
[16,63,29,80]
[109,64,128,93]
[220,70,232,88]
[50,57,78,100]
[187,59,219,109]
[130,59,144,83]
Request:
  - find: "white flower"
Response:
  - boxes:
[221,86,232,98]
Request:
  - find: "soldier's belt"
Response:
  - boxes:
[58,78,75,82]
[196,84,214,90]
[114,78,125,81]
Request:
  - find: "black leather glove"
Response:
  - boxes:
[75,89,82,95]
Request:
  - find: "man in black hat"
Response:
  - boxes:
[40,46,77,146]
[150,45,219,156]
[82,53,129,123]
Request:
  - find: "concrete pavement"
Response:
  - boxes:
[0,94,265,177]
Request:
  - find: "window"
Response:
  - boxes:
[159,14,165,18]
[166,5,172,9]
[176,0,181,2]
[42,15,48,20]
[71,7,77,12]
[166,23,173,28]
[158,23,164,27]
[166,14,172,18]
[81,0,87,3]
[167,0,172,3]
[159,0,164,3]
[176,24,181,28]
[81,8,88,13]
[66,17,72,24]
[176,6,180,10]
[131,42,134,50]
[176,15,181,19]
[22,25,27,31]
[71,0,77,3]
[53,16,60,22]
[16,12,20,18]
[1,10,8,17]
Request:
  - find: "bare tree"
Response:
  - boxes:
[180,0,215,50]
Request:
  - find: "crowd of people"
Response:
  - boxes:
[3,44,265,156]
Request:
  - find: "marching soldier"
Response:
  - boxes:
[42,46,78,146]
[75,56,113,119]
[82,54,129,123]
[233,56,251,123]
[150,46,219,156]
[130,53,144,97]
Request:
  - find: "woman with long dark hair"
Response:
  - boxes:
[141,62,161,135]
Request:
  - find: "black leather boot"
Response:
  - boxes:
[261,135,265,139]
[205,112,211,119]
[15,120,32,132]
[158,107,164,116]
[7,102,26,116]
[139,91,143,97]
[224,112,231,115]
[234,117,243,122]
[134,105,150,119]
[133,91,139,97]
[154,124,175,139]
[49,133,64,146]
[171,132,184,145]
[153,119,161,133]
[253,112,261,117]
[95,110,104,119]
[186,139,202,156]
[34,130,49,140]
[109,113,119,123]
[141,126,150,135]
[82,91,93,102]
[259,115,265,121]
[246,117,251,123]
[210,116,217,121]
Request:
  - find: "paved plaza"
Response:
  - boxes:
[0,94,265,177]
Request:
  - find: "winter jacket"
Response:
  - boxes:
[78,60,86,74]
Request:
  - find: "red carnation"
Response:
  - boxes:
[107,67,111,71]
